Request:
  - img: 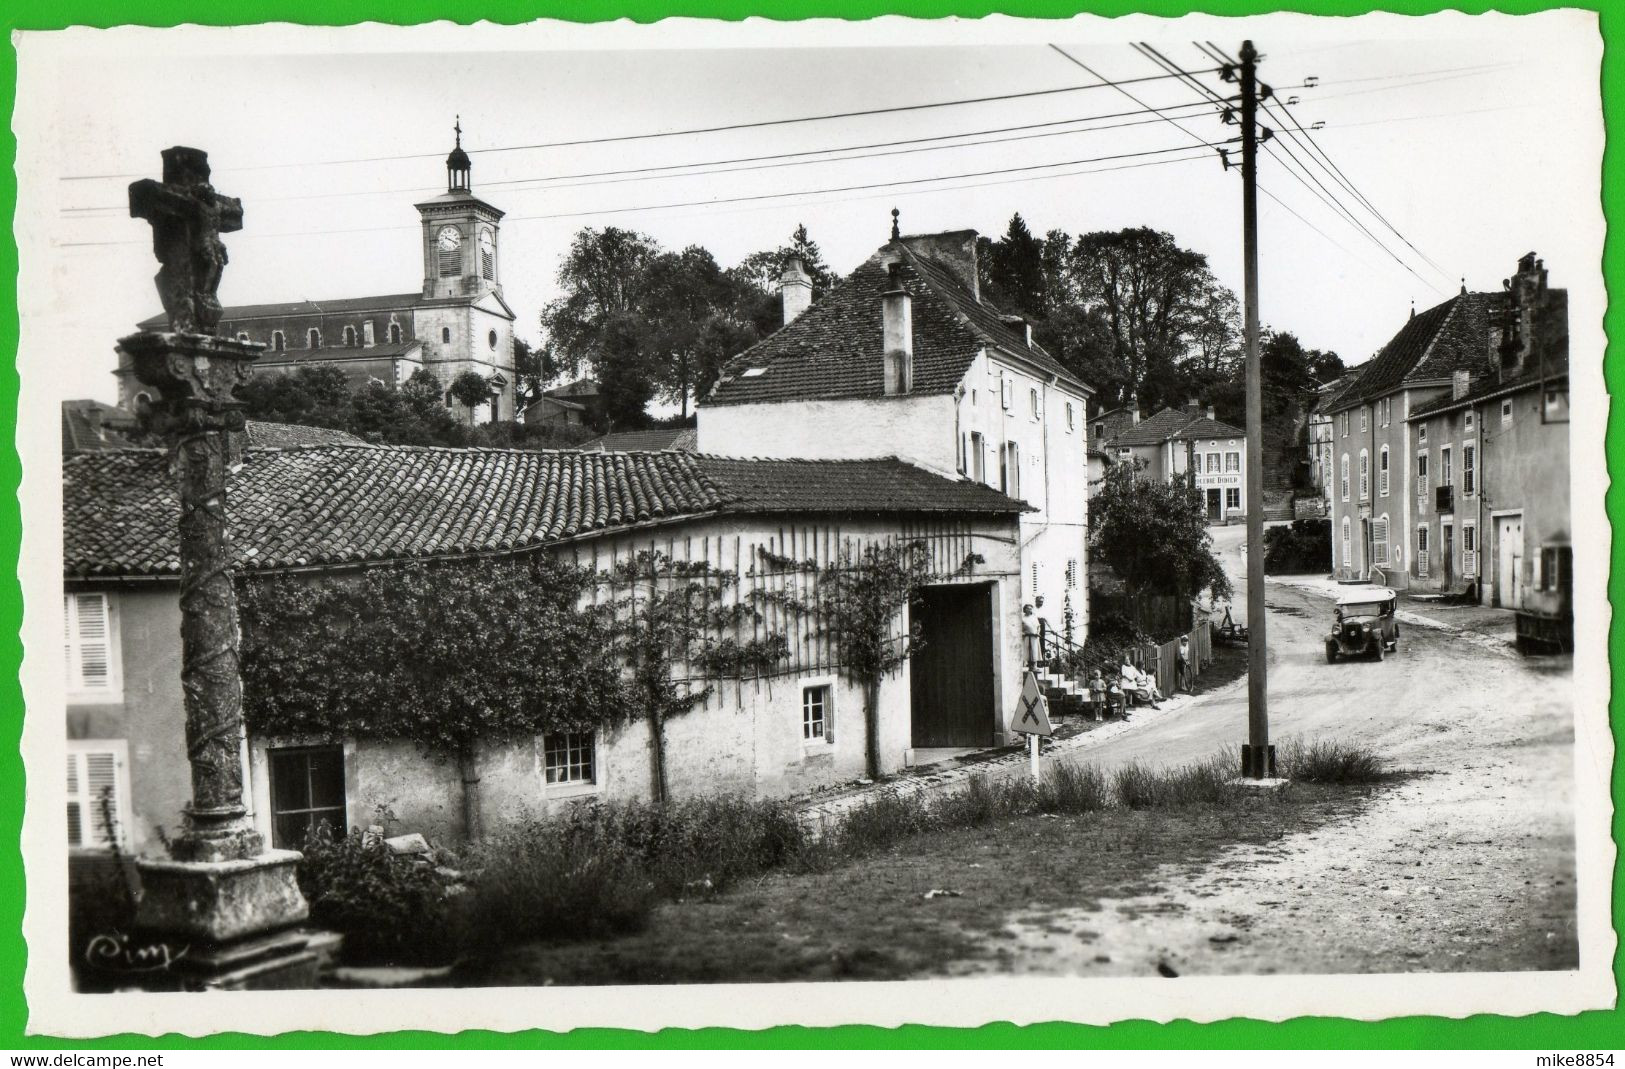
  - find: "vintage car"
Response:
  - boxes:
[1325,586,1399,662]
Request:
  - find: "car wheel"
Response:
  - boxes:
[1373,640,1384,661]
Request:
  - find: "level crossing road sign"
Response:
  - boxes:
[1015,670,1053,737]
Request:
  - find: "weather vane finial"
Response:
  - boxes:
[890,207,900,241]
[454,115,462,148]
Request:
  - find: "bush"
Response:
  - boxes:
[1277,737,1384,784]
[1264,518,1333,574]
[295,826,462,965]
[1035,761,1112,814]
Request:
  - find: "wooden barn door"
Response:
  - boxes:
[910,583,996,748]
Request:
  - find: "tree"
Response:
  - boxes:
[239,557,626,839]
[981,213,1048,320]
[1090,460,1233,607]
[734,223,836,301]
[540,226,663,381]
[610,552,785,801]
[449,369,494,412]
[237,363,354,430]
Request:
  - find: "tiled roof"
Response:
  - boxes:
[582,428,698,452]
[1110,407,1201,447]
[705,240,1087,408]
[63,447,1023,578]
[545,378,601,399]
[1408,356,1570,421]
[138,293,472,331]
[1328,293,1497,412]
[243,422,366,448]
[1168,416,1245,441]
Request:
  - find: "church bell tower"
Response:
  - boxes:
[416,118,506,300]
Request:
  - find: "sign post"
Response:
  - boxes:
[1016,670,1054,782]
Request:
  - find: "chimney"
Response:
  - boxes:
[1205,404,1215,421]
[778,255,812,325]
[882,263,912,395]
[1451,369,1471,400]
[999,313,1034,348]
[1129,392,1140,425]
[1185,397,1201,416]
[899,230,980,302]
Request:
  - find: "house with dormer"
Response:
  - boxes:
[118,125,519,424]
[698,227,1094,642]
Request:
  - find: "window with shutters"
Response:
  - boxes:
[1001,441,1020,498]
[1373,517,1390,564]
[1462,522,1478,576]
[1379,447,1390,496]
[1417,451,1429,500]
[970,432,985,484]
[268,745,347,849]
[64,593,119,702]
[1066,559,1078,589]
[1463,443,1477,496]
[1360,408,1368,432]
[1341,518,1351,567]
[1359,450,1369,499]
[1441,446,1453,487]
[1340,454,1350,501]
[67,741,128,850]
[1416,526,1430,577]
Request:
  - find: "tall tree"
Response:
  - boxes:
[539,226,662,381]
[982,213,1049,320]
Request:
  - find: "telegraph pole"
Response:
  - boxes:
[1239,40,1274,779]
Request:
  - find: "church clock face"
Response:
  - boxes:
[437,225,462,251]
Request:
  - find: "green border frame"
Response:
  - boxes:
[0,0,1617,1049]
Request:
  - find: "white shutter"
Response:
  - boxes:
[66,745,126,849]
[65,593,113,693]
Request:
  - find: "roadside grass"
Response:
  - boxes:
[1276,737,1386,784]
[455,775,1378,987]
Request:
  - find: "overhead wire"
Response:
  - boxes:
[57,64,1227,182]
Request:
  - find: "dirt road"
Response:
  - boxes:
[946,526,1577,976]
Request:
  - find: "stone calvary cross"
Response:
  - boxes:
[119,147,324,987]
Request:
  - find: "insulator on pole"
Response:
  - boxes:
[1220,64,1238,83]
[1304,74,1320,87]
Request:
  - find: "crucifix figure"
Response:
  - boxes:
[128,146,243,336]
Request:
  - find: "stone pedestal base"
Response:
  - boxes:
[135,849,309,943]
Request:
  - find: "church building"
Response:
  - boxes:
[118,123,519,423]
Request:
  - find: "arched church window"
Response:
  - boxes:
[343,326,358,348]
[479,228,495,281]
[308,328,321,349]
[389,323,402,344]
[272,331,285,352]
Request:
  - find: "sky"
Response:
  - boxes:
[14,12,1604,407]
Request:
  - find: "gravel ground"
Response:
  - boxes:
[941,526,1577,976]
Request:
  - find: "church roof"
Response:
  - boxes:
[137,292,485,331]
[704,238,1088,408]
[63,447,1024,578]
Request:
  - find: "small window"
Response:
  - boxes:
[1225,451,1240,473]
[64,593,115,696]
[308,328,321,349]
[1544,388,1569,423]
[1030,388,1040,419]
[1464,410,1474,432]
[1000,377,1012,410]
[1225,487,1240,511]
[1501,399,1514,425]
[1418,424,1428,444]
[67,744,126,850]
[1541,546,1570,592]
[388,322,403,344]
[970,432,986,483]
[543,732,596,786]
[488,329,499,351]
[1065,402,1075,432]
[1094,423,1104,439]
[236,331,250,344]
[271,330,286,352]
[802,685,831,743]
[342,326,357,348]
[363,321,375,346]
[268,745,346,850]
[442,327,451,344]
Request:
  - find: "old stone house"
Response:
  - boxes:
[1103,401,1249,523]
[116,127,518,424]
[63,445,1027,850]
[1403,257,1569,640]
[698,228,1094,635]
[1326,254,1565,595]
